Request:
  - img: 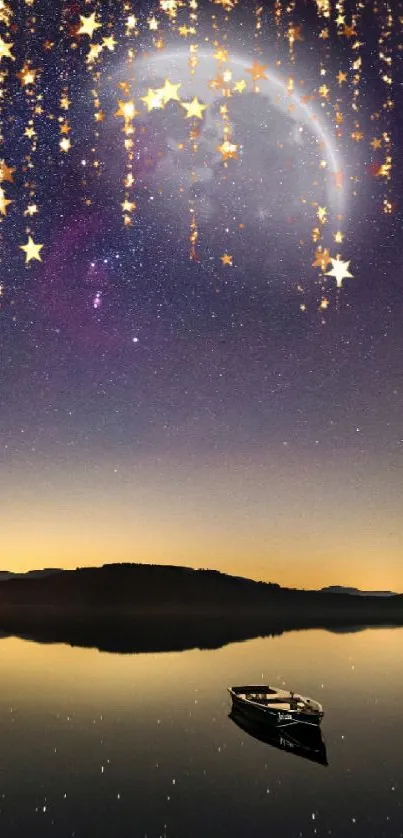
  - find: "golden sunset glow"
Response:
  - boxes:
[1,451,401,591]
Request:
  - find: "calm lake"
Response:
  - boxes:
[0,627,402,837]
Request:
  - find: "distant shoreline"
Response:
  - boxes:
[0,562,402,653]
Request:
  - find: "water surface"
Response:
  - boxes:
[0,628,402,837]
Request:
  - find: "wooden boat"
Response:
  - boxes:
[229,708,328,766]
[228,684,324,729]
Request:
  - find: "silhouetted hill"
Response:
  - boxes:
[0,562,402,613]
[0,563,402,653]
[0,569,61,582]
[321,586,396,597]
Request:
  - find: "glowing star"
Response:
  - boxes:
[121,200,136,213]
[126,15,137,32]
[233,79,247,93]
[342,24,356,38]
[19,236,43,264]
[148,16,159,30]
[17,65,38,86]
[217,140,239,161]
[87,44,103,64]
[115,100,138,120]
[370,139,382,154]
[0,161,15,182]
[333,231,344,243]
[337,70,348,85]
[312,247,332,271]
[214,47,229,64]
[325,255,353,288]
[0,188,12,216]
[317,206,328,224]
[59,137,71,152]
[24,204,38,217]
[159,78,181,104]
[141,88,164,112]
[181,98,207,119]
[0,36,14,61]
[246,61,268,82]
[77,13,102,39]
[220,253,233,266]
[102,35,117,51]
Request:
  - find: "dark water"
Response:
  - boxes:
[0,628,402,837]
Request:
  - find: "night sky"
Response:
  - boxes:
[1,0,402,589]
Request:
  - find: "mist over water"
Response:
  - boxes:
[0,627,402,837]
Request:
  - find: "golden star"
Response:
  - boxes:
[24,126,36,139]
[0,36,14,61]
[181,97,207,119]
[87,44,103,64]
[370,137,382,150]
[122,200,136,213]
[59,137,71,152]
[325,255,353,288]
[20,235,43,264]
[0,161,15,182]
[246,60,268,82]
[159,78,181,104]
[141,88,164,112]
[333,231,344,243]
[24,204,38,217]
[95,111,105,123]
[217,139,239,161]
[342,24,356,38]
[126,15,137,32]
[102,35,117,51]
[214,47,229,64]
[337,70,348,85]
[59,122,71,134]
[115,100,138,120]
[317,206,328,224]
[233,79,247,93]
[220,253,233,266]
[17,65,38,86]
[0,188,12,216]
[312,248,332,271]
[148,15,159,30]
[77,12,102,39]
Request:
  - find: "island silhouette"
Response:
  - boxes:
[0,563,401,654]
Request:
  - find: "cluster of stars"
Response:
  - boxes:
[0,0,400,316]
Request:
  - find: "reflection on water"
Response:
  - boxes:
[0,628,402,837]
[228,708,328,766]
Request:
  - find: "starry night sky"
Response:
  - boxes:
[1,0,402,588]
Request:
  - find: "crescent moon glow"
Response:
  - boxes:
[133,47,345,217]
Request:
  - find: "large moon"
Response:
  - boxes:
[104,47,345,254]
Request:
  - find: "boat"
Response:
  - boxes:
[228,684,324,729]
[229,708,328,766]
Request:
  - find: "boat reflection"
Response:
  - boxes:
[229,707,328,766]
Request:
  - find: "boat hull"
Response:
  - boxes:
[230,691,323,729]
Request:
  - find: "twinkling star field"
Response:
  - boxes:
[1,0,402,588]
